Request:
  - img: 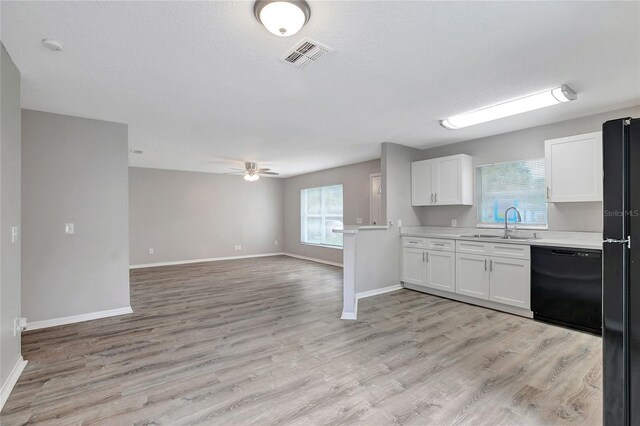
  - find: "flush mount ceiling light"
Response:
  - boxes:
[254,0,310,37]
[440,85,577,130]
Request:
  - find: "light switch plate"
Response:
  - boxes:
[451,219,457,227]
[65,223,75,234]
[11,226,18,243]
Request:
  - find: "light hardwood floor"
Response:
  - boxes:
[1,256,602,425]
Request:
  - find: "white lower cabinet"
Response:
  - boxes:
[425,250,455,292]
[402,247,426,286]
[403,238,531,313]
[489,257,531,309]
[455,253,490,300]
[402,245,455,291]
[456,254,531,309]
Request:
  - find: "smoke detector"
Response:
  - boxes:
[42,39,64,52]
[281,38,331,69]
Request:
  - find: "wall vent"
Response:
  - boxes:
[281,38,332,69]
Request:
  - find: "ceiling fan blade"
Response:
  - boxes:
[223,172,245,175]
[259,171,280,175]
[257,168,271,172]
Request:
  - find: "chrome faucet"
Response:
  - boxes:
[504,206,522,239]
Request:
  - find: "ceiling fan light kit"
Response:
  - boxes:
[254,0,311,37]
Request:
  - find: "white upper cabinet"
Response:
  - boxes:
[411,161,434,206]
[545,131,603,202]
[411,154,473,206]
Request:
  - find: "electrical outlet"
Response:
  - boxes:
[14,317,27,336]
[451,219,457,227]
[11,226,19,243]
[356,218,363,225]
[149,248,154,254]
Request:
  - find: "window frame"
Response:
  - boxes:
[300,184,344,248]
[476,158,549,230]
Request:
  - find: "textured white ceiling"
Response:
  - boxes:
[2,1,639,177]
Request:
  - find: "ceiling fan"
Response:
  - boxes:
[228,162,279,181]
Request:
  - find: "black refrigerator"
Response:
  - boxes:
[603,117,640,425]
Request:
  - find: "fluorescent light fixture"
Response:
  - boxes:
[440,85,577,130]
[254,0,310,37]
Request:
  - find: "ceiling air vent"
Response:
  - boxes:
[281,38,332,69]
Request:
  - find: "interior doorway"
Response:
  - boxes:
[369,173,382,225]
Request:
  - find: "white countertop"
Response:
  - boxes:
[400,226,602,250]
[333,225,390,234]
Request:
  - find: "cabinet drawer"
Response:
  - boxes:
[402,237,427,249]
[426,238,455,252]
[456,240,490,255]
[490,243,530,260]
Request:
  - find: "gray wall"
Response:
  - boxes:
[1,44,22,391]
[415,106,640,232]
[129,167,284,265]
[283,159,381,264]
[381,142,423,228]
[22,110,130,323]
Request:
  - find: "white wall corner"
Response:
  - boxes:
[0,356,27,412]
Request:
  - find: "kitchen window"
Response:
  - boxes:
[477,158,548,228]
[301,184,343,247]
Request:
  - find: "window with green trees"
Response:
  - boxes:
[301,185,343,247]
[477,159,547,228]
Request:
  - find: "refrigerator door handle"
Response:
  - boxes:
[604,236,631,249]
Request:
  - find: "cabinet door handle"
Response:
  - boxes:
[490,260,493,272]
[434,193,438,203]
[423,252,426,262]
[484,259,487,271]
[430,193,434,203]
[546,186,550,199]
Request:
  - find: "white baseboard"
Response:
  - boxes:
[356,284,403,300]
[342,284,403,320]
[1,356,27,412]
[403,283,533,318]
[130,252,285,269]
[341,311,357,320]
[26,306,133,331]
[283,253,343,267]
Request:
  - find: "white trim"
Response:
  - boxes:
[27,306,133,331]
[130,253,286,269]
[1,356,27,412]
[342,284,404,320]
[300,242,343,250]
[340,311,357,320]
[403,283,533,318]
[356,284,403,300]
[283,253,343,267]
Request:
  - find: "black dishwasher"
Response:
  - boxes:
[531,246,602,335]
